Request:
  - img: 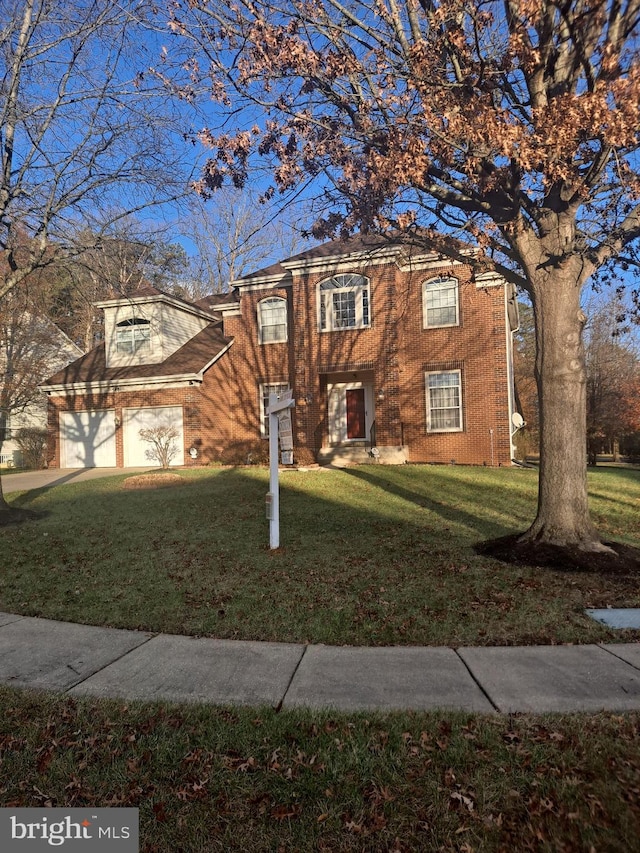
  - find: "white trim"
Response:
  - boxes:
[425,370,463,433]
[231,274,292,290]
[43,373,202,395]
[281,248,395,273]
[327,381,374,444]
[95,292,219,321]
[422,277,460,329]
[318,274,371,332]
[258,297,288,344]
[200,338,235,374]
[233,246,474,285]
[396,256,465,273]
[208,301,240,310]
[505,287,518,461]
[475,271,504,288]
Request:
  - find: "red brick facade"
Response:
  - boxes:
[216,251,516,467]
[44,238,517,468]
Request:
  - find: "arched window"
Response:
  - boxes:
[258,297,287,343]
[319,274,370,331]
[423,277,459,328]
[116,317,151,353]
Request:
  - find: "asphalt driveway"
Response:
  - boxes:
[1,467,154,495]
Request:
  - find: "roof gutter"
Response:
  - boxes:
[41,372,204,395]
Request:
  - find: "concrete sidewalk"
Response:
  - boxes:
[1,612,640,713]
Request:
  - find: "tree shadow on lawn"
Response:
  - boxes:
[0,506,47,526]
[341,465,520,542]
[343,466,640,575]
[5,469,92,511]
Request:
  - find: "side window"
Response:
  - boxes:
[319,274,370,331]
[258,297,288,344]
[259,383,290,437]
[116,318,151,353]
[423,277,459,328]
[426,370,463,432]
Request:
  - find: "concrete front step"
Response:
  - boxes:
[318,445,408,467]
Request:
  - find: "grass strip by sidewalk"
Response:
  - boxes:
[1,464,639,647]
[1,685,639,852]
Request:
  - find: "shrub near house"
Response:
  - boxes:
[42,235,519,468]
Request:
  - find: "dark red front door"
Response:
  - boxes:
[346,389,366,439]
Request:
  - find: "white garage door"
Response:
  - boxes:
[123,406,184,467]
[60,410,117,468]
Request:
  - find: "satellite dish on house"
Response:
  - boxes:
[511,412,525,429]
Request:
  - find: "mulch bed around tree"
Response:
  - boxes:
[475,533,640,574]
[122,473,186,490]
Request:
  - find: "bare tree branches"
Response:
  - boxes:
[0,0,197,300]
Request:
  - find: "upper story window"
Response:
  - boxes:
[423,276,459,328]
[258,297,288,344]
[319,274,370,331]
[116,318,150,354]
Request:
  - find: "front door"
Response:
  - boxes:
[346,388,366,439]
[328,382,373,444]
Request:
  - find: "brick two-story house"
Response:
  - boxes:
[42,234,519,468]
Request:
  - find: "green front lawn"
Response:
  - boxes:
[1,686,639,852]
[1,464,639,646]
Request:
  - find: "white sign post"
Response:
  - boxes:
[267,390,295,549]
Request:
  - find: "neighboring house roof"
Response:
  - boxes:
[42,323,232,389]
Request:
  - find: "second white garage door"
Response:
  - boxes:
[123,406,184,467]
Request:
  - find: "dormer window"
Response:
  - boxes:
[319,274,370,331]
[258,297,288,343]
[116,318,150,353]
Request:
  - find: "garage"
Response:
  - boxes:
[123,406,184,467]
[60,410,117,468]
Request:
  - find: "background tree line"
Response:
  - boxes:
[514,297,640,464]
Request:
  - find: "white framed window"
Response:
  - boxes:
[426,370,463,432]
[116,318,151,353]
[259,382,290,437]
[319,274,370,331]
[423,277,459,328]
[258,297,288,343]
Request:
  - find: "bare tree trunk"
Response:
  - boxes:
[522,274,608,551]
[0,415,10,512]
[0,468,8,512]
